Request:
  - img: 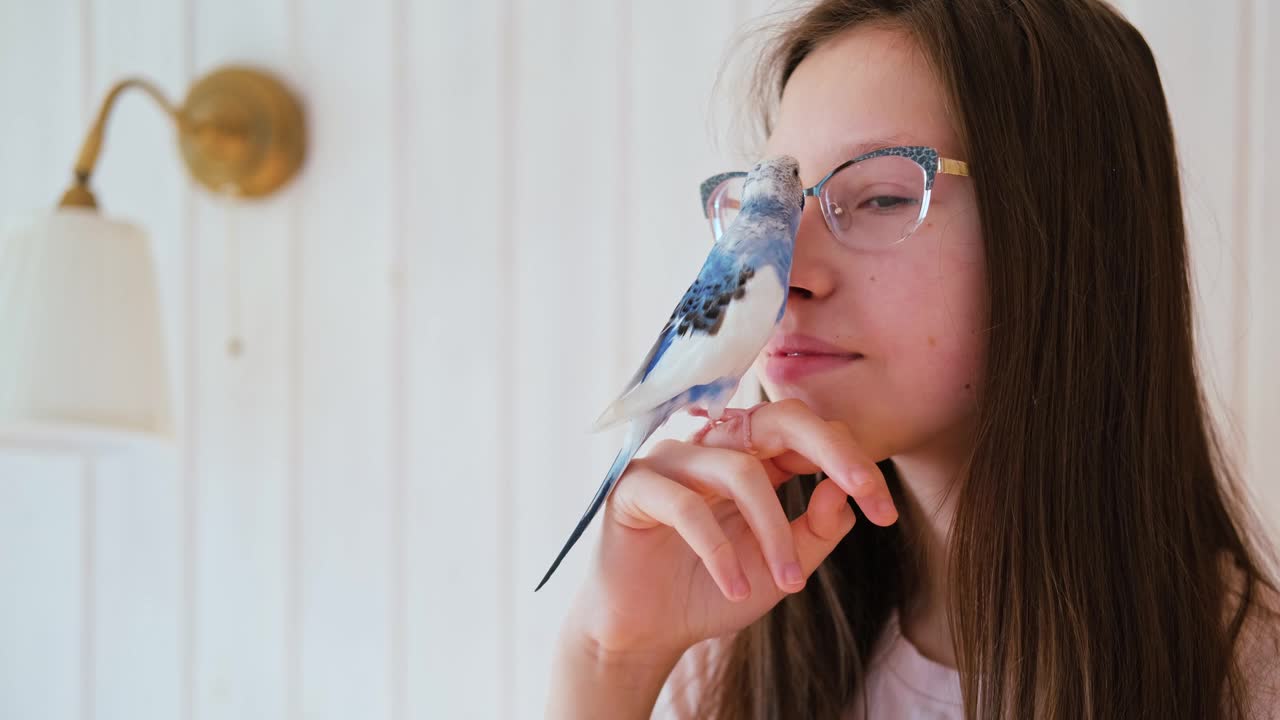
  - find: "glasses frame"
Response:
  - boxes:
[700,145,971,245]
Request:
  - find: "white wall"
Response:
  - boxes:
[0,0,1275,718]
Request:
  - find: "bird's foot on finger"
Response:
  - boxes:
[690,402,769,453]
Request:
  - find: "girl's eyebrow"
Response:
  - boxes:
[833,135,914,161]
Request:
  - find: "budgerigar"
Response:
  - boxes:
[534,155,805,592]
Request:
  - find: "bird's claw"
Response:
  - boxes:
[690,402,769,454]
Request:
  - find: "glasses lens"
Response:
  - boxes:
[820,155,928,249]
[705,175,745,242]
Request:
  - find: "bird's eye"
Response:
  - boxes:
[792,168,799,178]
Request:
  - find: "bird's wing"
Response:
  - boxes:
[592,245,785,431]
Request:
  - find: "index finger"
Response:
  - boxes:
[695,399,899,526]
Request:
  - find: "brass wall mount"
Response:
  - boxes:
[60,65,306,208]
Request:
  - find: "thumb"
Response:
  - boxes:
[790,477,857,578]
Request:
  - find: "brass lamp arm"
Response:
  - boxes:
[57,66,306,210]
[60,77,185,209]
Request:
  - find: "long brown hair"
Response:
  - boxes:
[701,1,1278,717]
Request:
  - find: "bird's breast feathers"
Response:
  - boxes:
[595,264,786,427]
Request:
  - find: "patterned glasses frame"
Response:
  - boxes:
[699,145,971,245]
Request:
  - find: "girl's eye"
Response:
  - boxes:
[861,195,914,210]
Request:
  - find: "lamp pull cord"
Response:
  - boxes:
[223,191,244,358]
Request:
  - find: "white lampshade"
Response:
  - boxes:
[0,208,172,451]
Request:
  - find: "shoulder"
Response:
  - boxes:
[1223,555,1280,718]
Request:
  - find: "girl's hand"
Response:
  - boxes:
[563,398,899,661]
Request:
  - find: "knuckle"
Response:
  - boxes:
[724,452,762,480]
[825,419,853,437]
[706,536,735,563]
[670,492,708,524]
[760,516,792,546]
[844,466,880,492]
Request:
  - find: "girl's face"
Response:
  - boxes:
[755,25,988,463]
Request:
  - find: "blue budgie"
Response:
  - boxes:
[534,155,805,592]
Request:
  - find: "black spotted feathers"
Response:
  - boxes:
[670,265,755,337]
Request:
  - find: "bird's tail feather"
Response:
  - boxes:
[535,410,667,591]
[591,384,663,433]
[589,401,626,433]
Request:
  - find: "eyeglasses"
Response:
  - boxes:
[700,145,970,248]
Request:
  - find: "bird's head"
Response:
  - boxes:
[741,155,805,213]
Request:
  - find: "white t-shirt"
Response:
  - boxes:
[653,611,961,719]
[842,611,961,719]
[653,584,1280,719]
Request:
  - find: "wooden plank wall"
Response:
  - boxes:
[0,0,1274,717]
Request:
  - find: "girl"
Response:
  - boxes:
[547,0,1280,717]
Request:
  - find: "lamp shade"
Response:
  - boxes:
[0,208,171,450]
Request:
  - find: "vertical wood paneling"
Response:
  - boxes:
[0,454,84,720]
[0,2,91,720]
[497,4,519,718]
[91,453,182,720]
[506,0,631,715]
[1229,0,1256,439]
[294,0,396,716]
[388,1,409,716]
[3,2,1280,718]
[84,0,188,716]
[0,0,84,216]
[186,0,296,715]
[1246,0,1279,532]
[286,5,304,714]
[402,1,505,718]
[1109,0,1140,23]
[80,459,95,720]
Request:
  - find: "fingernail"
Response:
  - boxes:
[732,575,751,600]
[783,562,804,587]
[875,499,898,523]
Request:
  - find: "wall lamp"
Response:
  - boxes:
[0,66,306,451]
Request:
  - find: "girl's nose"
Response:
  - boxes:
[788,205,837,300]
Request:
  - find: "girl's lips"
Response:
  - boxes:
[763,351,862,383]
[762,333,863,383]
[764,333,860,357]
